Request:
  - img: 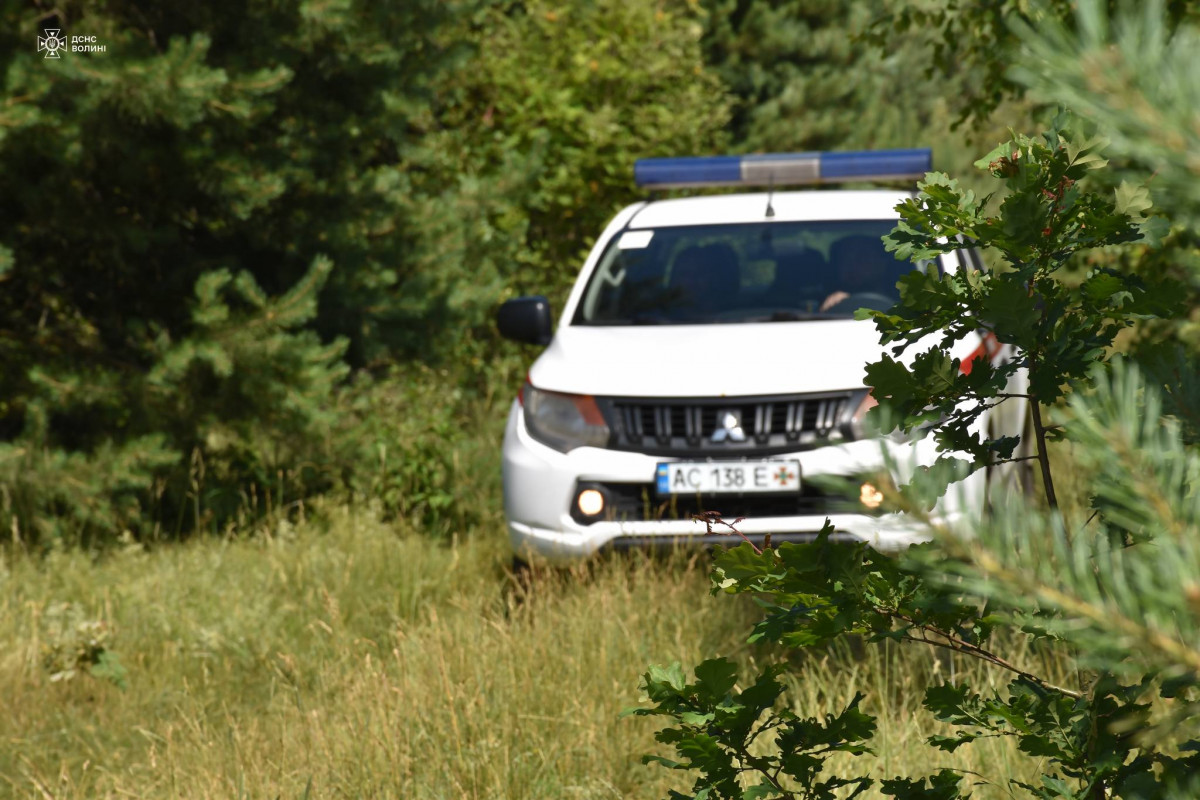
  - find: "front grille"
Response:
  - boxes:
[573,481,858,526]
[602,392,858,456]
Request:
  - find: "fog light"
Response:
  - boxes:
[577,488,605,516]
[859,482,884,510]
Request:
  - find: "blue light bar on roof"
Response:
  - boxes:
[634,148,931,189]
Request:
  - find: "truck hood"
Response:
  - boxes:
[528,321,885,398]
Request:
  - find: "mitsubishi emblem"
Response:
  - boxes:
[711,409,746,443]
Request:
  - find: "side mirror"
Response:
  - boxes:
[496,295,553,346]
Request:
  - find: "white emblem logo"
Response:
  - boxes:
[38,29,65,59]
[711,409,746,443]
[36,30,106,57]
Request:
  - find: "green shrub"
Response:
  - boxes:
[0,0,729,544]
[631,125,1200,799]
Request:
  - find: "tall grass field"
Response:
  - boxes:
[1,496,1070,799]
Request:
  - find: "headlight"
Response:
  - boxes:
[859,481,885,509]
[840,389,877,440]
[522,383,611,452]
[843,389,912,443]
[858,472,898,513]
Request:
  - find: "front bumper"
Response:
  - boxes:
[501,402,980,564]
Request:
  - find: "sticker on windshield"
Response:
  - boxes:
[617,230,654,250]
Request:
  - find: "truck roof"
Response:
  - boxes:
[627,189,913,228]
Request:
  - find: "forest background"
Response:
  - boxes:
[3,0,1200,797]
[0,0,1100,544]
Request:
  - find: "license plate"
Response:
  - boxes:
[655,460,801,496]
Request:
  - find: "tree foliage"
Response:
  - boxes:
[864,120,1176,506]
[632,120,1200,798]
[1005,0,1200,380]
[0,0,731,543]
[871,0,1200,129]
[0,0,466,541]
[700,0,962,154]
[634,6,1200,792]
[414,0,731,308]
[635,515,1200,799]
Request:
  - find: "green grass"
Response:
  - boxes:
[0,500,1072,799]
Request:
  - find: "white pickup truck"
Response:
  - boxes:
[496,149,1025,562]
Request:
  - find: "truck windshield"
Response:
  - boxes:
[572,220,921,325]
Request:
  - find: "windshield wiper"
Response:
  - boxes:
[629,312,672,325]
[751,311,845,322]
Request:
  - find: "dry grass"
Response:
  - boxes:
[0,504,1067,799]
